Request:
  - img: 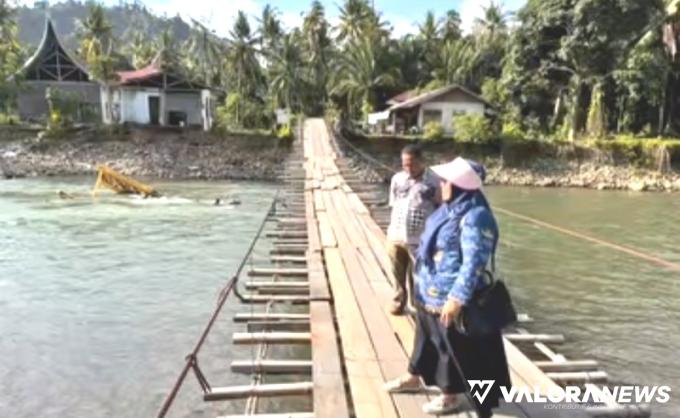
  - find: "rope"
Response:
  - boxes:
[156,194,279,418]
[332,127,680,273]
[494,207,680,273]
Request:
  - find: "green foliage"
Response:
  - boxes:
[452,114,496,143]
[423,121,444,141]
[276,124,294,140]
[216,93,271,131]
[0,0,23,112]
[0,112,19,125]
[269,34,305,112]
[586,83,607,139]
[586,136,680,167]
[77,2,116,81]
[501,121,525,141]
[330,36,398,119]
[46,88,92,126]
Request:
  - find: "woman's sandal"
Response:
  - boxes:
[383,375,424,393]
[421,394,462,415]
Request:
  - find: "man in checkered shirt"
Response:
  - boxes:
[387,145,440,315]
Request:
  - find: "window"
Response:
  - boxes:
[422,109,442,125]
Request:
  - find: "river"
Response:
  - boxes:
[0,178,678,417]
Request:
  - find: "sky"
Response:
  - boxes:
[23,0,528,37]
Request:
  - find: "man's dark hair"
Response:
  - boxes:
[401,144,423,160]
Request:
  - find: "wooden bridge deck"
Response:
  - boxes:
[211,118,647,418]
[301,118,555,418]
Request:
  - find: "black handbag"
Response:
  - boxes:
[455,241,517,336]
[455,270,517,336]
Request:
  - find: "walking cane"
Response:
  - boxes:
[438,325,487,418]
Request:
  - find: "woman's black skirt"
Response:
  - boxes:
[408,308,512,415]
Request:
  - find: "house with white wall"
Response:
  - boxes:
[385,84,492,134]
[101,54,214,131]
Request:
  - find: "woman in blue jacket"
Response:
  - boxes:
[384,157,511,417]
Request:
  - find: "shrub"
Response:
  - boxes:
[500,121,525,142]
[585,136,680,167]
[423,121,444,141]
[0,112,19,125]
[276,124,294,140]
[215,93,272,131]
[452,114,495,143]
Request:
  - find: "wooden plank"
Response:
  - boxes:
[231,359,312,374]
[307,218,322,253]
[248,267,308,277]
[234,312,310,323]
[336,244,430,418]
[270,255,308,264]
[217,414,313,418]
[323,248,399,418]
[270,246,307,255]
[310,302,351,418]
[356,246,417,355]
[314,189,325,212]
[317,212,337,248]
[205,382,313,401]
[245,281,309,290]
[246,320,310,332]
[504,334,565,344]
[307,250,331,301]
[534,360,599,372]
[233,331,311,344]
[545,371,608,383]
[503,338,562,394]
[239,294,310,303]
[266,231,308,239]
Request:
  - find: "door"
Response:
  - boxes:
[148,96,160,125]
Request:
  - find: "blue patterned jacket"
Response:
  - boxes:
[414,204,499,311]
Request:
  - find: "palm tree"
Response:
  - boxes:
[474,1,509,40]
[259,4,282,59]
[431,39,478,86]
[128,31,155,69]
[226,11,264,124]
[442,9,462,42]
[269,33,304,111]
[395,34,426,87]
[336,0,371,43]
[330,37,398,119]
[418,11,440,45]
[183,19,225,86]
[303,1,331,103]
[77,2,113,66]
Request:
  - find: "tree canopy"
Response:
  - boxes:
[4,0,680,137]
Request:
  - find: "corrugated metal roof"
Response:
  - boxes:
[116,54,163,84]
[388,84,490,111]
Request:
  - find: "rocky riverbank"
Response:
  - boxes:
[485,162,680,192]
[335,130,680,192]
[0,127,290,181]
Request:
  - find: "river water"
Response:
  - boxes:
[0,178,678,417]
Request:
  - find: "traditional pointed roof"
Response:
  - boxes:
[21,18,90,82]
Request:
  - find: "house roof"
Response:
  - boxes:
[388,84,491,111]
[116,55,164,84]
[112,53,207,90]
[386,89,418,105]
[19,18,91,82]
